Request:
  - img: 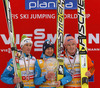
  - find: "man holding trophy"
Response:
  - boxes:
[34,39,72,88]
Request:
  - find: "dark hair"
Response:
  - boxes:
[43,40,54,54]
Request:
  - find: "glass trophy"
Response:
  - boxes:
[44,57,59,86]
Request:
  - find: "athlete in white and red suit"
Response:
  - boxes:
[64,34,95,88]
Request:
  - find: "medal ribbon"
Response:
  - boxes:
[66,50,76,74]
[22,53,30,81]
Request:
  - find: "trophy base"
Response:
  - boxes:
[48,82,58,86]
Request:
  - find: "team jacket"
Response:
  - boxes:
[64,49,95,88]
[1,53,36,88]
[34,53,72,88]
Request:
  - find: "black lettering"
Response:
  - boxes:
[78,5,84,16]
[78,15,84,24]
[78,24,85,34]
[79,38,85,46]
[78,0,83,7]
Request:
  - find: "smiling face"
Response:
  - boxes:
[45,47,54,56]
[65,41,77,55]
[22,43,32,55]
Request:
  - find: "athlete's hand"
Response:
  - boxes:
[85,71,91,77]
[13,77,22,84]
[45,71,55,81]
[55,81,61,87]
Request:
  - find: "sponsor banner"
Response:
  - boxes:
[11,13,91,20]
[0,32,100,52]
[25,0,77,10]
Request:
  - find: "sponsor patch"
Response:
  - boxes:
[7,66,13,71]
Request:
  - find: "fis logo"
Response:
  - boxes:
[58,65,64,75]
[25,0,77,10]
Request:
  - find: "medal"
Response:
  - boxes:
[66,52,76,75]
[70,64,76,75]
[70,69,76,75]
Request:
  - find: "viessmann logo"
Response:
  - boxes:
[0,29,100,53]
[25,0,77,10]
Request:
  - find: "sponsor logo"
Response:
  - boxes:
[58,65,63,75]
[57,0,64,56]
[25,0,77,10]
[77,0,87,54]
[0,29,100,52]
[21,71,34,76]
[58,59,63,62]
[7,66,13,71]
[0,48,11,53]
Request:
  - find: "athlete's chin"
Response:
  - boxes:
[69,51,76,55]
[26,51,30,55]
[47,53,53,56]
